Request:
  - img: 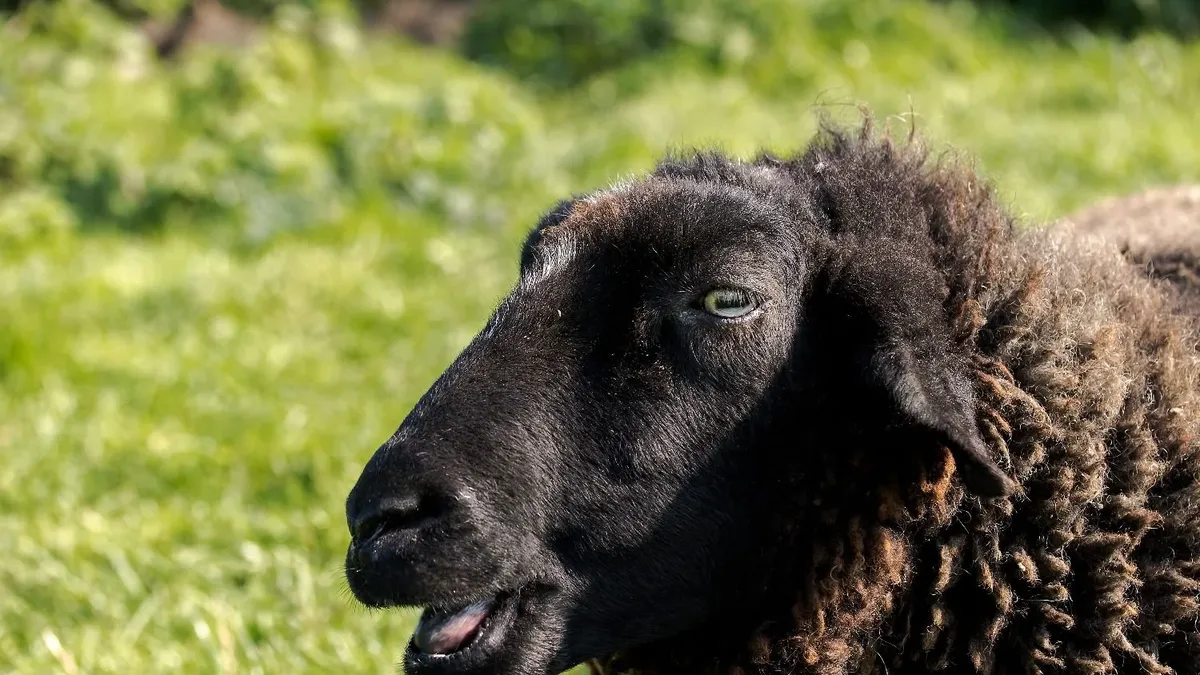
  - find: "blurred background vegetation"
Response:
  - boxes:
[1,0,1198,673]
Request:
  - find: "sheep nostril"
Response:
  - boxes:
[352,515,390,547]
[350,495,451,548]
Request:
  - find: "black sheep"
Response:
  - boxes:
[344,122,1200,675]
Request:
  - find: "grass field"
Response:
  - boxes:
[1,1,1199,673]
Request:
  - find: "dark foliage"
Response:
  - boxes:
[974,0,1200,37]
[462,0,1200,86]
[461,0,672,86]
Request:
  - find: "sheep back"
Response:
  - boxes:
[1059,185,1200,312]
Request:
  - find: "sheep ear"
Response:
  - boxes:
[811,237,1017,498]
[868,342,1016,498]
[520,199,578,272]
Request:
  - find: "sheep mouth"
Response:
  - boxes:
[405,591,520,673]
[412,597,500,656]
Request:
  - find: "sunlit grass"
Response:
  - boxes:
[2,1,1198,672]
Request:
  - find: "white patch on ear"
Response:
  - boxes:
[522,233,578,287]
[521,180,634,287]
[604,177,637,194]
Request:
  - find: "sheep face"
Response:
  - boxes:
[344,169,1011,675]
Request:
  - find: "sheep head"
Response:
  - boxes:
[343,140,1014,675]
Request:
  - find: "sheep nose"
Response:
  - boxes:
[348,493,453,554]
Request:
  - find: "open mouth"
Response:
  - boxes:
[406,591,520,673]
[413,597,499,656]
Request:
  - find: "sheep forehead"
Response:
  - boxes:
[523,176,780,288]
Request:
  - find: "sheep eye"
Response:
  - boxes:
[700,288,757,318]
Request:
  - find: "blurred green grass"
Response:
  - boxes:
[1,1,1198,673]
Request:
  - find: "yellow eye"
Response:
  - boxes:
[701,288,757,318]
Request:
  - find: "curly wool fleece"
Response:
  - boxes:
[599,126,1200,675]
